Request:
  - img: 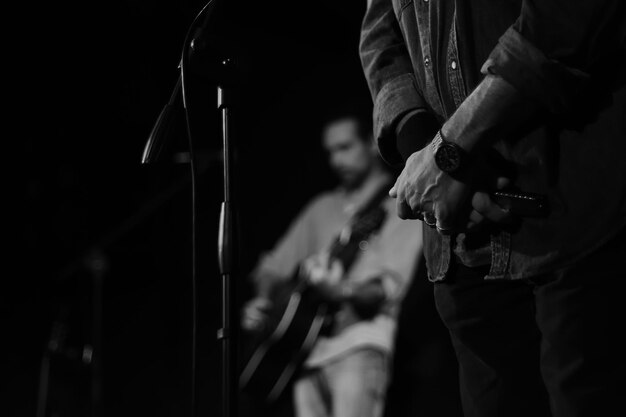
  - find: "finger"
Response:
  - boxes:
[427,202,453,234]
[242,316,263,331]
[495,176,511,190]
[250,299,272,313]
[472,191,512,223]
[301,258,314,276]
[437,227,453,235]
[422,212,437,228]
[407,192,432,220]
[466,220,479,230]
[246,310,264,322]
[241,312,262,329]
[309,268,325,283]
[435,215,455,235]
[466,209,485,230]
[241,317,254,330]
[396,195,414,219]
[305,262,323,283]
[331,259,344,275]
[329,260,343,284]
[468,209,484,224]
[389,177,400,198]
[254,298,273,310]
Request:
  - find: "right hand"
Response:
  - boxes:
[241,297,273,331]
[389,142,472,233]
[466,176,514,230]
[301,252,346,303]
[301,252,343,285]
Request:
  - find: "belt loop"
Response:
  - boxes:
[486,231,511,279]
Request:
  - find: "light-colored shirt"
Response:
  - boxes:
[252,172,423,368]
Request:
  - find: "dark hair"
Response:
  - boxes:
[319,100,373,142]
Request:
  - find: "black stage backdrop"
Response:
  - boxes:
[6,1,463,416]
[7,1,373,416]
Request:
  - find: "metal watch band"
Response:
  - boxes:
[430,130,444,153]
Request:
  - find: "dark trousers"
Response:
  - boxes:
[434,231,626,417]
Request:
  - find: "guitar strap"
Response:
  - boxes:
[286,178,393,287]
[328,179,393,274]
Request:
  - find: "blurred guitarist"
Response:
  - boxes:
[240,105,423,417]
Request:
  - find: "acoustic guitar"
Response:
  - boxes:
[239,185,390,404]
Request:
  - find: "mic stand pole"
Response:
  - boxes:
[216,58,237,417]
[143,2,237,414]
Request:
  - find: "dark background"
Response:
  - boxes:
[7,0,379,416]
[7,1,462,416]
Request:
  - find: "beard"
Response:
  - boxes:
[336,167,368,191]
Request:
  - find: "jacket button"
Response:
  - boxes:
[450,60,458,70]
[424,57,430,67]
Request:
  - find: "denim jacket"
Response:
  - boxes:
[360,0,626,280]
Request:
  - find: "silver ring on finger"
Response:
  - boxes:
[436,224,452,234]
[423,213,437,228]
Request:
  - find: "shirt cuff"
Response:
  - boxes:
[482,26,590,114]
[395,109,440,162]
[373,73,429,165]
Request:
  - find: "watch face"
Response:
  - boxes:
[435,142,462,172]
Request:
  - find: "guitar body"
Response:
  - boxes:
[239,280,328,403]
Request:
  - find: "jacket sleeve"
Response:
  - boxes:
[359,0,430,165]
[482,0,626,115]
[442,1,626,153]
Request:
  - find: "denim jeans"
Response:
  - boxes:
[434,229,626,417]
[293,348,388,417]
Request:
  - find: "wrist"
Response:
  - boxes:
[431,129,472,179]
[440,74,535,154]
[396,110,440,162]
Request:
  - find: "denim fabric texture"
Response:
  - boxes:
[360,0,626,280]
[434,229,626,417]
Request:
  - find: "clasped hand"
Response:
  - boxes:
[390,144,513,233]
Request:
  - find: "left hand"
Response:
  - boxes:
[390,144,472,233]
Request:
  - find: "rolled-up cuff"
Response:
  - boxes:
[373,73,428,165]
[482,26,590,114]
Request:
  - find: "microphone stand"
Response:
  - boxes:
[143,1,239,416]
[216,65,237,417]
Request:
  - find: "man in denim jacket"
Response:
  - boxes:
[360,1,626,416]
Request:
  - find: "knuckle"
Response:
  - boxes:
[434,204,449,222]
[408,194,421,211]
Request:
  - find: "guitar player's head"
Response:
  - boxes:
[321,109,381,191]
